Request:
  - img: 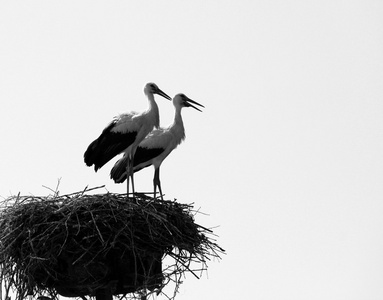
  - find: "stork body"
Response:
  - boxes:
[84,83,171,196]
[110,93,204,200]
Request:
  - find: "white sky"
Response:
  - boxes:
[1,1,383,299]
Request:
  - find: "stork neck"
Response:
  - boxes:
[174,106,184,124]
[170,106,186,142]
[146,93,160,128]
[172,106,185,132]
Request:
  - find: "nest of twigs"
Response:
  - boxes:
[0,187,224,300]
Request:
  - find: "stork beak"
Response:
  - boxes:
[185,98,205,112]
[156,89,172,100]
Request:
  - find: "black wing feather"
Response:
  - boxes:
[110,146,165,183]
[84,121,138,171]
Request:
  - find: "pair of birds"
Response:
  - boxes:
[84,82,204,200]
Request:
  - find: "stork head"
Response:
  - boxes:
[173,93,204,112]
[144,82,171,100]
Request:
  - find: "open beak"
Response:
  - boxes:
[156,89,172,100]
[185,98,205,112]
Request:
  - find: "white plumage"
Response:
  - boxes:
[110,93,204,200]
[84,82,171,195]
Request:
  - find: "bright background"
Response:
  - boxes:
[1,1,383,300]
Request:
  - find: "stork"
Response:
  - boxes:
[84,82,171,196]
[110,93,204,200]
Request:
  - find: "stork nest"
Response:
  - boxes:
[0,187,224,300]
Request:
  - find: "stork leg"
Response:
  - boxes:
[126,158,130,198]
[130,157,135,195]
[129,148,137,197]
[125,154,136,200]
[153,167,163,201]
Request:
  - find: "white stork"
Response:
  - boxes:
[84,82,171,196]
[110,93,204,200]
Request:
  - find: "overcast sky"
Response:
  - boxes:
[1,1,383,300]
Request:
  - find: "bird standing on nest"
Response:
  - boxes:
[84,82,171,196]
[110,93,204,200]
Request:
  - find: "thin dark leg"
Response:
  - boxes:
[153,171,157,200]
[153,167,163,200]
[130,156,135,195]
[126,157,130,197]
[158,181,163,201]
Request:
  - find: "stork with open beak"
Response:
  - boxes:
[110,93,204,200]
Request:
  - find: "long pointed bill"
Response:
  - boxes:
[156,89,172,100]
[186,98,205,112]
